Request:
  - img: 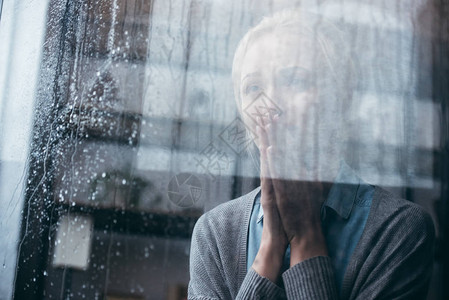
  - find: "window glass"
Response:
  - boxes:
[0,0,447,299]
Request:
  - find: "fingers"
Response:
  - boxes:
[259,125,288,251]
[265,114,278,152]
[259,114,292,180]
[266,146,281,180]
[265,115,282,180]
[258,124,275,203]
[257,118,270,161]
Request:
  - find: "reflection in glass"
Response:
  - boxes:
[0,0,446,299]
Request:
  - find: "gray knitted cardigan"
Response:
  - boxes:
[188,186,435,299]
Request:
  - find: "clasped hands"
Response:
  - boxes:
[251,115,328,284]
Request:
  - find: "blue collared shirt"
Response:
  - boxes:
[246,161,374,293]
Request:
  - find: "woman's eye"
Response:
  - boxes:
[278,73,313,92]
[244,84,261,95]
[284,76,305,88]
[286,77,301,86]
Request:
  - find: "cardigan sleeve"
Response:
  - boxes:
[349,205,436,300]
[235,267,286,299]
[282,256,339,299]
[188,214,286,300]
[280,204,435,300]
[187,215,230,300]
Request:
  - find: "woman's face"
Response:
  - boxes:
[239,30,340,179]
[240,30,321,136]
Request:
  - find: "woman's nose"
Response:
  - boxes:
[263,82,280,106]
[263,84,287,118]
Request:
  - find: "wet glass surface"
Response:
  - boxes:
[0,0,448,299]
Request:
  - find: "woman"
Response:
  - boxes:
[188,10,435,299]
